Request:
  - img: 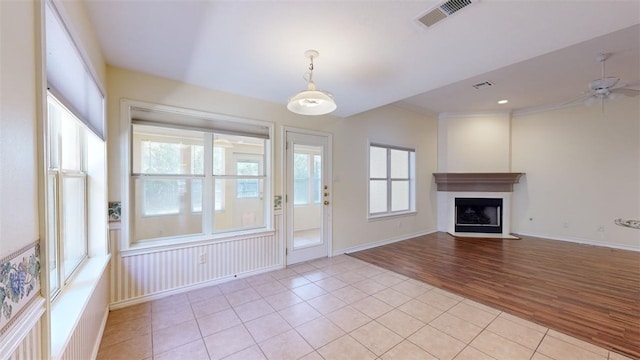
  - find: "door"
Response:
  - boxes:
[285,128,331,265]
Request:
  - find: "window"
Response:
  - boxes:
[368,143,415,217]
[47,94,91,297]
[130,121,270,242]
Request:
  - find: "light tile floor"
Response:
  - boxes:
[97,255,633,360]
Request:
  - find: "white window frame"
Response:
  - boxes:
[367,142,416,219]
[120,99,274,254]
[46,93,90,300]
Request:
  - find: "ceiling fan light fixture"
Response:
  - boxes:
[589,76,619,91]
[287,50,337,116]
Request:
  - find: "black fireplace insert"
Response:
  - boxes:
[455,197,503,233]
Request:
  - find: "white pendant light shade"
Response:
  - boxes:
[287,50,337,116]
[287,88,336,115]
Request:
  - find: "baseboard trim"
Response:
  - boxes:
[335,229,438,256]
[515,231,640,252]
[109,263,284,310]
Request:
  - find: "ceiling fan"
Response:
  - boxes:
[566,53,640,115]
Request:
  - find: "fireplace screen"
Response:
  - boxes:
[455,198,503,233]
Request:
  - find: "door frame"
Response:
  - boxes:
[282,126,332,265]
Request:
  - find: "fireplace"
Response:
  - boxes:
[433,173,524,239]
[455,198,502,234]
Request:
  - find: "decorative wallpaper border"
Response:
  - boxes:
[0,242,40,336]
[108,201,121,222]
[274,195,282,211]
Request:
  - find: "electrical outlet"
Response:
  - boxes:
[562,222,569,229]
[199,253,207,264]
[597,225,605,232]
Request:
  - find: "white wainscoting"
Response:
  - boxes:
[109,214,283,306]
[5,317,41,360]
[2,298,44,360]
[58,264,110,360]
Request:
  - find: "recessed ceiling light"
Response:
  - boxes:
[498,99,509,104]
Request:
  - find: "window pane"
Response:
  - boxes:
[370,146,387,178]
[143,179,183,216]
[237,161,259,175]
[133,177,202,241]
[215,179,224,211]
[47,173,59,294]
[390,149,409,179]
[141,142,181,174]
[294,178,309,205]
[294,153,310,205]
[191,179,202,212]
[191,145,204,175]
[61,175,87,279]
[60,108,81,171]
[369,180,387,214]
[236,161,260,198]
[214,179,265,232]
[213,147,225,175]
[47,98,61,169]
[237,179,259,198]
[313,155,322,203]
[132,124,203,174]
[391,180,409,211]
[214,133,264,175]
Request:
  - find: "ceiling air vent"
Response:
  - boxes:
[417,0,476,28]
[473,81,493,89]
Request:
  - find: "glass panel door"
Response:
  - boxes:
[285,129,331,264]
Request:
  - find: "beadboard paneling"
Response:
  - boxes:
[5,317,41,360]
[59,264,109,360]
[109,222,282,305]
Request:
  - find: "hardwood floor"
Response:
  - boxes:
[348,232,640,359]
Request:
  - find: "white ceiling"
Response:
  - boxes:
[84,0,640,117]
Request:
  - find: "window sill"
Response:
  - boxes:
[51,254,111,359]
[368,211,417,222]
[120,228,276,257]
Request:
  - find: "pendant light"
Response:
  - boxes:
[287,50,337,116]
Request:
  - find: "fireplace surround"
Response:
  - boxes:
[434,173,524,238]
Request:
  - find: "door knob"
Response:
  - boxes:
[324,201,330,205]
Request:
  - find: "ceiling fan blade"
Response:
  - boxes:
[622,83,640,91]
[612,88,640,97]
[611,80,639,90]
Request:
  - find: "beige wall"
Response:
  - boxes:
[0,0,39,257]
[107,67,440,253]
[437,112,512,172]
[1,0,107,358]
[330,105,439,251]
[511,96,640,249]
[433,100,638,249]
